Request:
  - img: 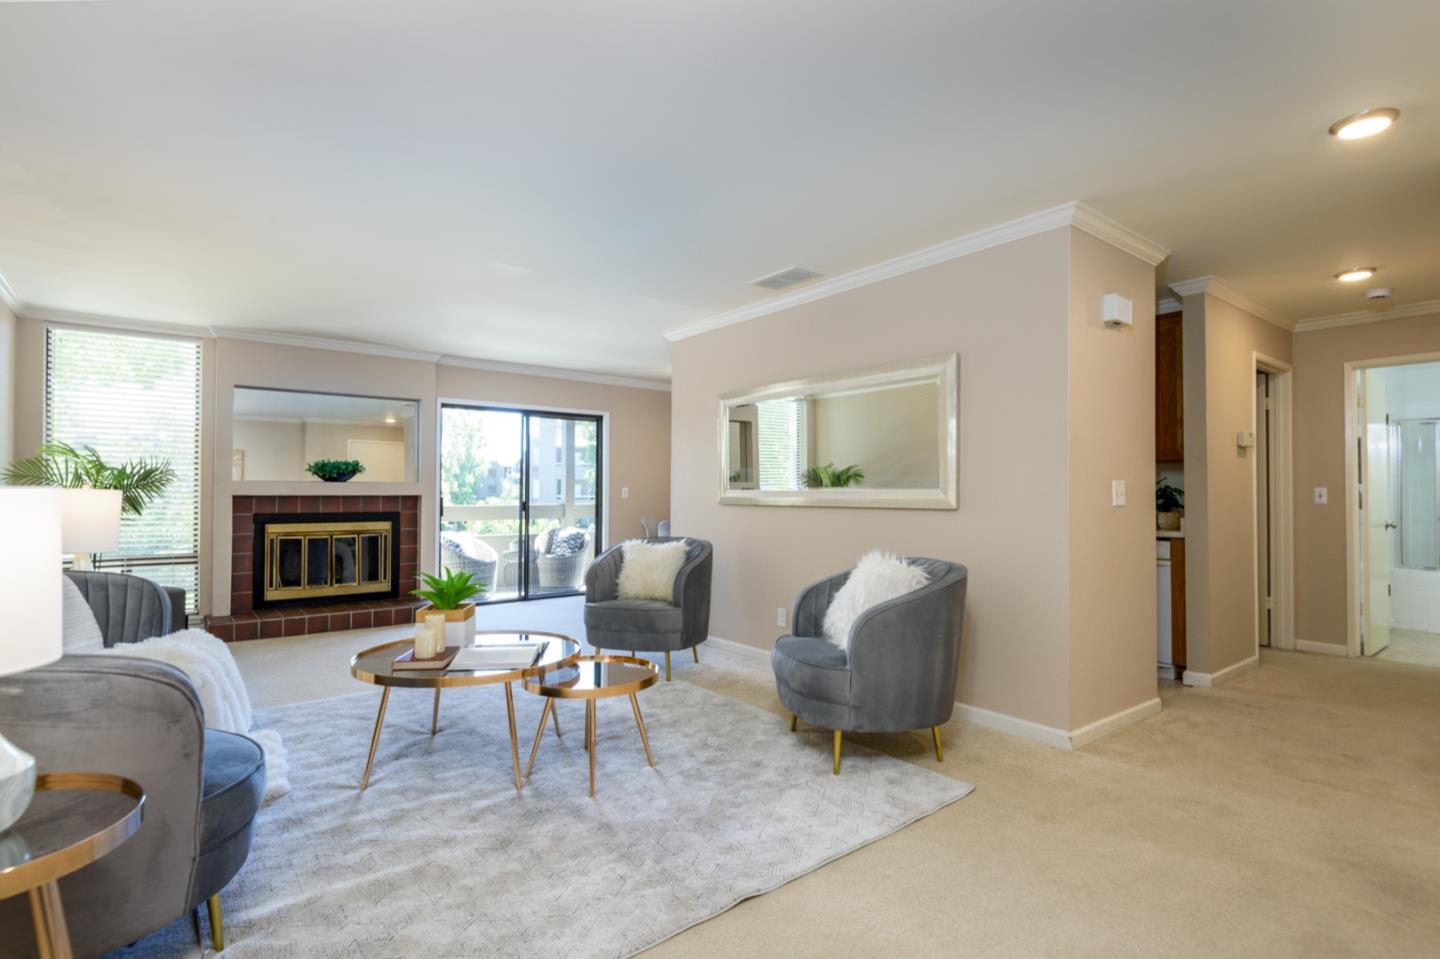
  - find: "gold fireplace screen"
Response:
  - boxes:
[262,520,392,602]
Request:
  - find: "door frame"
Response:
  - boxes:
[435,398,611,602]
[1344,352,1440,656]
[1252,353,1295,652]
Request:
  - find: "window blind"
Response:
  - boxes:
[45,325,202,614]
[756,397,806,490]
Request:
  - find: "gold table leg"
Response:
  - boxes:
[431,687,442,736]
[360,687,391,789]
[931,725,944,763]
[586,699,597,797]
[207,893,225,952]
[664,650,671,681]
[833,730,843,775]
[525,697,553,779]
[29,881,72,959]
[551,702,562,738]
[629,693,655,767]
[504,682,522,792]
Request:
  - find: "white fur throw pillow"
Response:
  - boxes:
[823,551,930,651]
[617,540,689,602]
[62,576,106,653]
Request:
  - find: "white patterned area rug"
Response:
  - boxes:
[122,677,972,958]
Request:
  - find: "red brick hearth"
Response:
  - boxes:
[207,494,423,642]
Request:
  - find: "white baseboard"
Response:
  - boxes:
[1067,697,1164,749]
[1296,639,1349,657]
[1157,664,1179,680]
[1182,654,1260,688]
[709,635,1162,750]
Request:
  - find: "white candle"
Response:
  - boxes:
[425,612,448,649]
[414,624,435,659]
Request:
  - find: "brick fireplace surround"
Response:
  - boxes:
[206,494,423,642]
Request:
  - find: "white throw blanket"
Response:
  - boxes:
[97,629,291,802]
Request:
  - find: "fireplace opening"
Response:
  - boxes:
[254,512,401,609]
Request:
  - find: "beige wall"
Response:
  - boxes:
[1292,311,1440,649]
[0,301,13,466]
[233,419,305,480]
[1180,293,1292,675]
[672,226,1158,734]
[811,383,939,488]
[1065,230,1159,729]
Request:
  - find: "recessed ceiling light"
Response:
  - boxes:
[384,415,398,424]
[1328,107,1399,140]
[1335,267,1377,283]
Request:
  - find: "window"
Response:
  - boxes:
[46,326,203,613]
[756,397,807,490]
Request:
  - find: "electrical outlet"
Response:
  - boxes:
[776,607,787,629]
[1112,479,1127,507]
[1314,487,1328,505]
[621,487,629,499]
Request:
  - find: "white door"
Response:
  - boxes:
[347,439,406,483]
[1256,372,1272,647]
[1363,373,1392,655]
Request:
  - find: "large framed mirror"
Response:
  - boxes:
[717,353,957,509]
[231,387,420,483]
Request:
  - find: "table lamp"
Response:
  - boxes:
[61,487,122,571]
[0,488,64,833]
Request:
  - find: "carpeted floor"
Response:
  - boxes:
[221,598,1440,958]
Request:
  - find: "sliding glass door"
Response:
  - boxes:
[439,404,602,603]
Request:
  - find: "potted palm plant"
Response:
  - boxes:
[1156,478,1184,531]
[412,567,484,645]
[801,462,866,488]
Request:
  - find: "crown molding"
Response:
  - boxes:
[664,201,1170,343]
[1157,296,1182,315]
[211,326,443,363]
[437,355,671,392]
[25,305,208,340]
[1168,276,1293,331]
[0,270,19,316]
[1294,298,1440,334]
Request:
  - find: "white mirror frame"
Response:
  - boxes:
[716,352,958,509]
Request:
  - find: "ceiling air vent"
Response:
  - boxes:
[751,266,823,291]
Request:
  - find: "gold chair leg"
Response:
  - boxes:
[360,687,391,789]
[629,693,655,767]
[790,713,798,732]
[431,687,441,736]
[587,699,597,797]
[931,725,944,763]
[525,698,553,779]
[833,730,842,775]
[664,650,671,681]
[207,893,224,952]
[504,682,522,792]
[692,645,699,663]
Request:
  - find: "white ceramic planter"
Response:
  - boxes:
[416,603,477,648]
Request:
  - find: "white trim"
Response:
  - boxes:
[211,326,442,363]
[28,305,207,341]
[0,270,19,314]
[1157,297,1182,315]
[1253,353,1295,653]
[1181,654,1259,688]
[703,636,772,664]
[1067,697,1163,749]
[1294,298,1440,333]
[664,201,1169,343]
[952,702,1073,750]
[1169,276,1293,331]
[1296,639,1349,657]
[437,354,670,392]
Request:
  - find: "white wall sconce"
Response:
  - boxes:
[1102,293,1133,329]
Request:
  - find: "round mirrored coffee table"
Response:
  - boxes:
[522,654,659,797]
[350,630,582,792]
[0,772,145,959]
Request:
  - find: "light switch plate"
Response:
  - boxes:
[777,607,787,628]
[1112,479,1127,507]
[621,487,630,499]
[1314,487,1328,505]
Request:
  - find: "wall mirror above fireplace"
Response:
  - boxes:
[717,353,958,510]
[231,387,420,483]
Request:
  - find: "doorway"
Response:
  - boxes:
[1252,354,1295,653]
[437,403,603,604]
[1348,360,1440,666]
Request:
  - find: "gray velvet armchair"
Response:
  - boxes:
[584,537,713,681]
[771,559,967,773]
[0,571,264,956]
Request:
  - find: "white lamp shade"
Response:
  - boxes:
[0,489,64,676]
[61,488,122,555]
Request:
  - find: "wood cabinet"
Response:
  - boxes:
[1156,312,1184,463]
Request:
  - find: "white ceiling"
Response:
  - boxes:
[1,1,1436,380]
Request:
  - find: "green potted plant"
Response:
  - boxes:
[3,441,175,515]
[412,567,484,644]
[1156,478,1184,531]
[801,462,866,489]
[306,459,365,483]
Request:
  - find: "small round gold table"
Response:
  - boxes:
[522,655,660,797]
[349,630,582,791]
[0,772,145,959]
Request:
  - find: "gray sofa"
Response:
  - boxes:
[584,537,713,680]
[0,571,264,956]
[771,558,967,773]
